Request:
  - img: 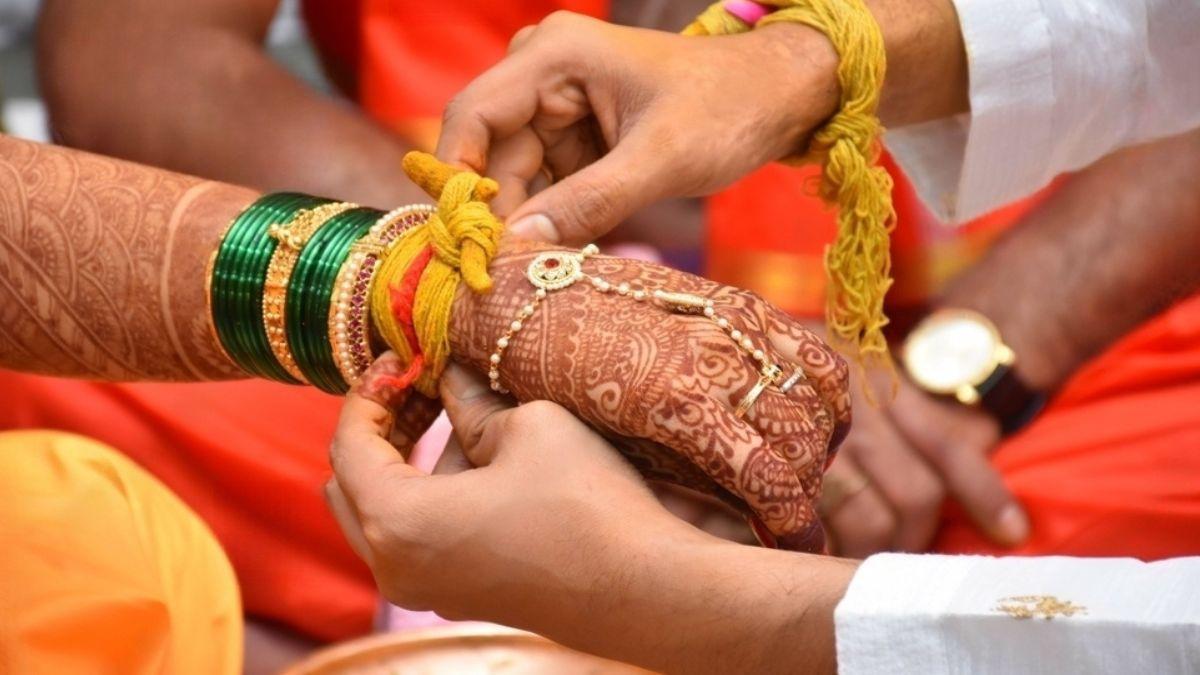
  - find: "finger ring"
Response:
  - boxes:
[734,374,771,420]
[779,368,807,393]
[817,471,871,518]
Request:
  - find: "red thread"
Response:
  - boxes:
[374,354,425,393]
[389,245,434,358]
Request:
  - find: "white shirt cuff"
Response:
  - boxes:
[835,553,1200,674]
[885,0,1054,224]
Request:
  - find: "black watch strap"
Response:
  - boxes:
[976,363,1045,434]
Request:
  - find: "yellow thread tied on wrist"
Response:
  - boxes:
[370,151,504,397]
[685,0,896,375]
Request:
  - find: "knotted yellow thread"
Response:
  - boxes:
[685,0,896,374]
[370,151,504,396]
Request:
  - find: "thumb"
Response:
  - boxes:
[439,364,514,466]
[505,139,670,245]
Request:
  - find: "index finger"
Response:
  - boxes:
[435,48,548,173]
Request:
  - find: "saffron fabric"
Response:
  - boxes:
[0,378,372,642]
[0,431,241,674]
[935,292,1200,560]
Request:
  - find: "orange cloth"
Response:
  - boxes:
[0,378,371,642]
[0,431,241,674]
[705,157,1052,317]
[934,292,1200,559]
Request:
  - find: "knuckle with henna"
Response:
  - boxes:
[831,353,850,392]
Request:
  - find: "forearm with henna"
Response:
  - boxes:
[942,131,1200,391]
[0,134,249,380]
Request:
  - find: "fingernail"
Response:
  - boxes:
[441,364,489,400]
[507,213,559,243]
[995,504,1030,546]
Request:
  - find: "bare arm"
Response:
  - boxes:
[943,130,1200,390]
[37,0,423,208]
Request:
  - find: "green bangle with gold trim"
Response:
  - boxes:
[286,206,383,393]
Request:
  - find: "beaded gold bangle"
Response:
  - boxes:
[487,245,797,401]
[262,201,357,383]
[328,204,436,387]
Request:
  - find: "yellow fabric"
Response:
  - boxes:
[0,431,242,675]
[685,0,895,371]
[370,151,505,396]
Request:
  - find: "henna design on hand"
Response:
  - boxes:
[450,247,850,551]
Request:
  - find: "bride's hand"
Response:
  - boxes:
[450,246,850,551]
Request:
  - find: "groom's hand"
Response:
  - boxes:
[326,357,695,624]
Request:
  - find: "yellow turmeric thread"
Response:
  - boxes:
[370,151,504,397]
[685,0,896,374]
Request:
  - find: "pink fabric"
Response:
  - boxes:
[723,0,771,26]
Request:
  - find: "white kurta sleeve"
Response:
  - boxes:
[834,554,1200,674]
[884,0,1200,224]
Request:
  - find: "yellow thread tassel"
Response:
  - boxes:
[370,152,504,397]
[684,0,896,374]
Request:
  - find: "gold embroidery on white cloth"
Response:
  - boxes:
[994,595,1087,620]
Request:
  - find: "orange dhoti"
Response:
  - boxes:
[0,431,241,674]
[934,293,1200,559]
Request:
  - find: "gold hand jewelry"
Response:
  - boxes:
[487,245,790,403]
[734,373,772,420]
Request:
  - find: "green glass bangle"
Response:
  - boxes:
[221,194,301,377]
[211,192,328,382]
[287,207,381,393]
[211,193,293,378]
[229,193,323,382]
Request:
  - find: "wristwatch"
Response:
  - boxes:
[901,309,1044,433]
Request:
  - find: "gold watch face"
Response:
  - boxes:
[902,309,1004,395]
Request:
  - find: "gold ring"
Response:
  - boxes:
[779,368,807,393]
[734,375,771,419]
[817,471,871,518]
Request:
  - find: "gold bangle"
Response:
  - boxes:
[262,201,357,382]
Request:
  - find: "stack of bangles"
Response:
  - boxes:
[209,186,807,419]
[207,192,435,394]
